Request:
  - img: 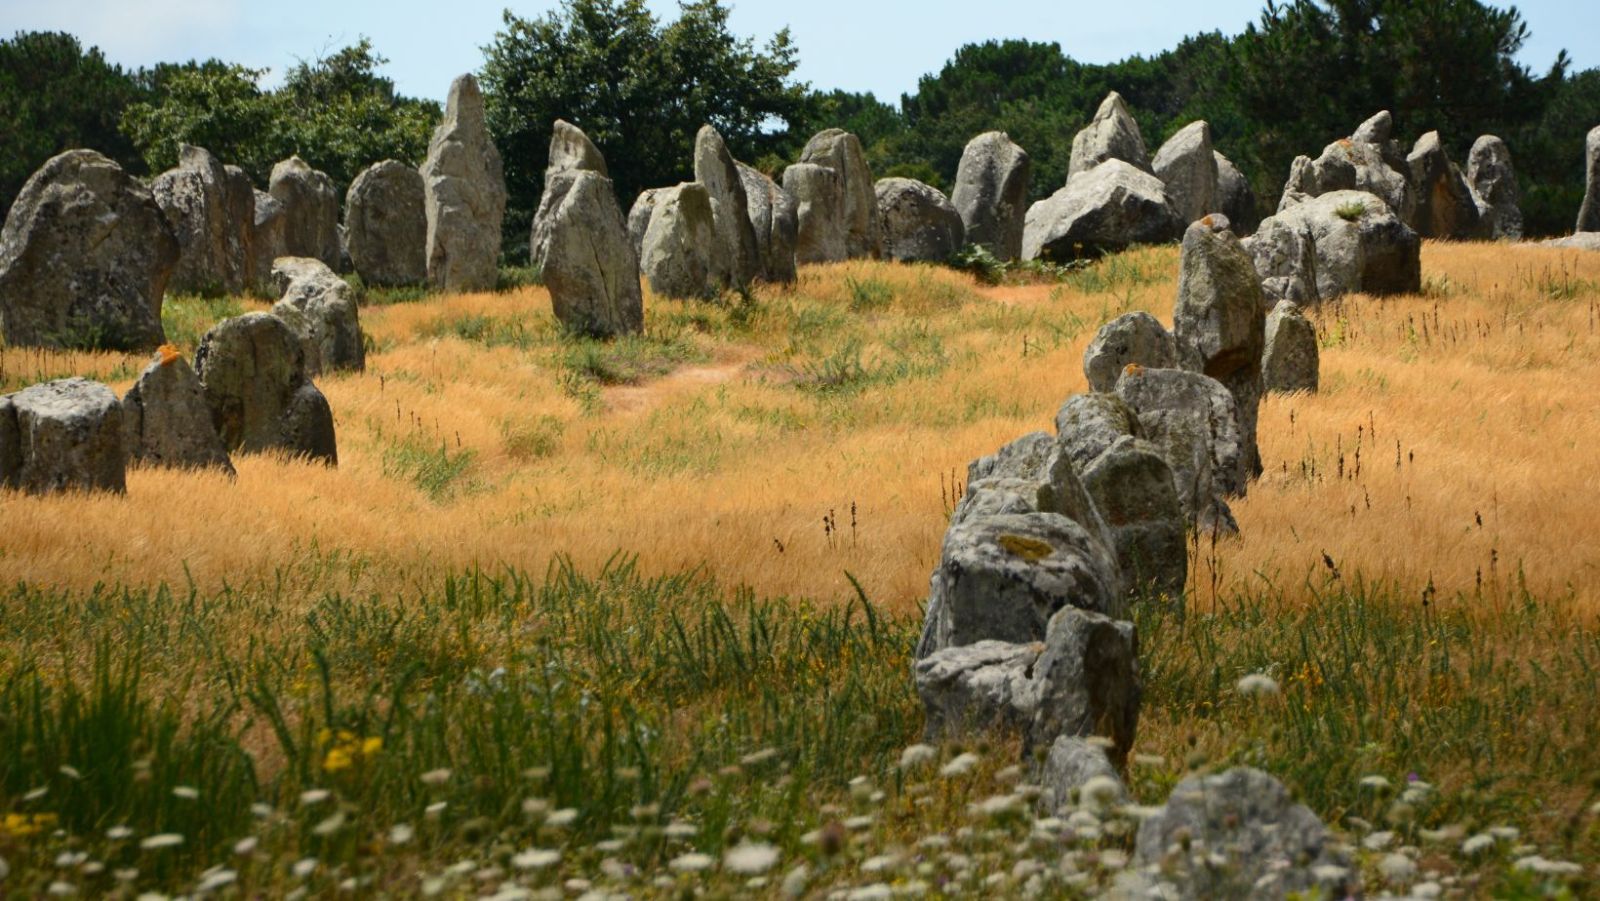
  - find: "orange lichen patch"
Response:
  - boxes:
[157,344,181,366]
[1124,363,1145,377]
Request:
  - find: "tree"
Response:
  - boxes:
[480,0,807,258]
[0,31,144,217]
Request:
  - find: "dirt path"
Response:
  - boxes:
[603,347,762,414]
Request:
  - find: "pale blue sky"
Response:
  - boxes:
[5,0,1598,104]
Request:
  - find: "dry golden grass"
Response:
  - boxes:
[2,242,1598,621]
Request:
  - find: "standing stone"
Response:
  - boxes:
[1152,121,1217,225]
[268,156,340,270]
[222,165,257,289]
[1037,737,1126,813]
[1407,131,1483,239]
[1466,135,1522,240]
[194,312,337,465]
[1115,367,1246,534]
[422,74,507,293]
[531,120,609,268]
[1082,312,1177,394]
[152,144,247,296]
[1577,125,1600,233]
[0,150,176,351]
[1023,160,1185,261]
[1173,217,1265,480]
[875,178,964,263]
[270,258,365,374]
[1279,112,1416,227]
[737,163,798,284]
[1246,189,1421,304]
[639,183,716,299]
[799,129,881,259]
[1262,300,1319,394]
[915,640,1042,741]
[627,188,670,260]
[782,162,847,264]
[250,189,288,294]
[542,171,642,337]
[1351,109,1393,144]
[1026,607,1141,768]
[951,131,1032,260]
[345,160,427,287]
[122,351,235,474]
[1214,152,1259,236]
[0,378,125,494]
[693,125,762,288]
[1068,92,1150,178]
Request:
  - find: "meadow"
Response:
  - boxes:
[0,242,1597,896]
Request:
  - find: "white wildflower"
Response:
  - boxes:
[740,748,778,766]
[425,801,447,818]
[1461,833,1494,856]
[664,820,698,839]
[140,834,184,850]
[1412,881,1443,899]
[1514,856,1582,876]
[511,848,560,870]
[250,803,274,819]
[233,837,258,856]
[1378,852,1416,885]
[1488,825,1520,841]
[969,794,1021,819]
[106,826,134,841]
[846,884,892,900]
[843,814,874,831]
[292,858,318,879]
[668,852,714,873]
[780,863,810,898]
[1358,775,1392,792]
[1081,775,1124,809]
[196,869,237,893]
[544,808,578,827]
[1361,830,1395,851]
[389,823,414,845]
[1236,673,1280,697]
[1311,864,1349,883]
[419,768,452,786]
[940,752,980,778]
[300,789,331,806]
[899,744,936,769]
[312,812,345,836]
[724,842,780,875]
[23,787,47,802]
[58,766,81,780]
[860,854,901,873]
[47,881,77,896]
[1134,753,1166,768]
[171,786,199,801]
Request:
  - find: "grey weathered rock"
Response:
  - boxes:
[782,162,847,264]
[1247,189,1421,304]
[531,120,611,269]
[270,257,364,374]
[627,188,670,260]
[693,125,762,288]
[1082,312,1176,394]
[1023,160,1184,261]
[737,163,798,284]
[1115,367,1245,533]
[1152,121,1217,225]
[1280,114,1415,225]
[639,183,716,299]
[152,145,249,295]
[915,640,1041,741]
[1134,768,1351,901]
[1068,92,1150,178]
[1079,435,1187,605]
[1577,125,1600,233]
[122,352,234,474]
[1214,152,1259,236]
[422,74,507,292]
[1543,232,1600,250]
[1054,393,1144,469]
[918,511,1124,659]
[799,129,881,259]
[1407,131,1484,240]
[250,189,288,293]
[1173,218,1265,480]
[1036,737,1125,812]
[0,150,176,351]
[541,171,642,337]
[0,378,125,494]
[1351,109,1393,144]
[1262,300,1319,394]
[194,312,337,465]
[345,160,427,287]
[875,177,964,263]
[1027,606,1140,767]
[1466,135,1522,240]
[951,131,1031,260]
[221,166,257,288]
[961,431,1117,557]
[268,156,340,269]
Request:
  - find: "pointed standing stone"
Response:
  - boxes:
[951,131,1031,260]
[152,145,250,295]
[530,119,608,268]
[693,125,762,288]
[1068,92,1150,178]
[737,163,798,284]
[1577,126,1600,233]
[1152,121,1217,225]
[542,171,643,337]
[1465,135,1522,240]
[421,74,507,292]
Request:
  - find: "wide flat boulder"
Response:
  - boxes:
[1246,189,1421,304]
[0,377,126,494]
[1022,160,1184,261]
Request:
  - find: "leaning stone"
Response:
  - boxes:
[1115,366,1245,531]
[122,351,234,474]
[1246,189,1421,304]
[1023,160,1184,261]
[1026,606,1140,767]
[737,163,798,284]
[1262,300,1319,394]
[422,74,507,292]
[0,150,176,351]
[531,120,610,269]
[270,257,365,374]
[1152,121,1217,225]
[1577,125,1600,233]
[627,187,671,261]
[1173,217,1265,480]
[1082,312,1176,394]
[1466,135,1522,240]
[639,183,716,299]
[268,156,341,270]
[1214,151,1259,236]
[1068,91,1150,178]
[799,129,881,259]
[194,313,337,465]
[345,160,427,287]
[0,378,126,494]
[1134,768,1353,901]
[782,162,847,264]
[693,124,762,288]
[1407,131,1483,240]
[542,171,643,337]
[152,144,248,295]
[875,177,964,263]
[951,131,1031,260]
[915,640,1041,741]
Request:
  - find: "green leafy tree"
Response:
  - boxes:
[120,60,282,181]
[480,0,807,257]
[0,31,144,216]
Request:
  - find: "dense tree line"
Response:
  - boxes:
[2,0,1597,250]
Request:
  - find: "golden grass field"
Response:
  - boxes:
[2,241,1598,623]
